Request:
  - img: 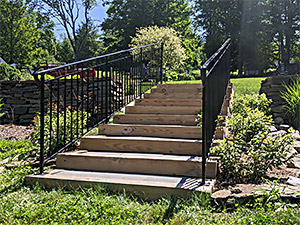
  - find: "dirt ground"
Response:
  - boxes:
[0,124,35,141]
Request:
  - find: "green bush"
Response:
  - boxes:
[31,104,89,155]
[231,93,272,116]
[0,64,30,80]
[281,78,300,128]
[213,93,293,182]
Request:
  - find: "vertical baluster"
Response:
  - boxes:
[49,81,53,156]
[39,73,45,174]
[56,78,60,153]
[63,76,67,146]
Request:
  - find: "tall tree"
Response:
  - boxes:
[38,0,97,61]
[0,0,54,65]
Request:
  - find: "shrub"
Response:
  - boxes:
[130,26,187,69]
[0,64,31,80]
[213,112,292,182]
[281,78,300,128]
[31,104,89,155]
[213,93,293,182]
[231,93,272,116]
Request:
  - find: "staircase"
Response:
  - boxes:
[26,83,232,200]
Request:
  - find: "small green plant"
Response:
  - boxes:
[195,110,203,126]
[231,93,272,116]
[166,71,179,81]
[0,64,30,80]
[31,104,89,155]
[281,78,300,128]
[0,98,4,118]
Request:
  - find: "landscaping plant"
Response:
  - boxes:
[213,93,293,182]
[0,98,4,118]
[281,78,300,129]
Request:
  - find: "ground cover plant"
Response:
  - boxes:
[0,78,299,224]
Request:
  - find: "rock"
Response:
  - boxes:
[0,157,9,165]
[269,125,277,132]
[279,124,290,131]
[0,167,4,174]
[286,147,298,159]
[211,189,231,199]
[291,130,300,140]
[287,176,300,186]
[287,155,300,169]
[274,117,284,125]
[293,141,300,153]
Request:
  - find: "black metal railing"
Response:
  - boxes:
[34,43,164,173]
[201,38,231,183]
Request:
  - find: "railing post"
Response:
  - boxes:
[201,68,207,185]
[140,48,143,96]
[39,73,45,174]
[160,43,164,84]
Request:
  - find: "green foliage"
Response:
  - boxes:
[0,0,55,65]
[130,26,187,69]
[195,110,203,126]
[281,78,300,128]
[31,105,89,154]
[231,93,272,116]
[0,64,30,81]
[0,98,4,118]
[213,93,293,182]
[0,139,34,163]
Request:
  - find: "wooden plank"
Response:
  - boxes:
[80,135,202,155]
[98,124,202,139]
[25,170,216,199]
[157,84,202,89]
[56,152,217,178]
[151,86,202,94]
[144,92,202,99]
[135,98,202,106]
[113,114,198,125]
[125,106,201,115]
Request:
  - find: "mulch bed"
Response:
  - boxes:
[0,124,35,141]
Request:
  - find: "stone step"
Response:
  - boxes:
[144,92,202,99]
[80,135,202,155]
[125,106,201,115]
[98,124,202,139]
[135,98,202,106]
[56,152,217,178]
[25,170,216,200]
[113,114,197,125]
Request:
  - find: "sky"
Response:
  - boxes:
[54,3,108,39]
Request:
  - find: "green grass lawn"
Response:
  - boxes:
[1,76,299,224]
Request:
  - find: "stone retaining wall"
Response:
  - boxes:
[260,75,299,125]
[0,79,122,125]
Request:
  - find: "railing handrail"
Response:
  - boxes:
[35,43,162,75]
[201,38,231,71]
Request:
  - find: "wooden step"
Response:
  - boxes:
[113,114,197,125]
[144,92,202,99]
[25,170,216,200]
[56,152,217,178]
[157,84,202,89]
[125,106,201,115]
[99,124,202,139]
[80,135,202,155]
[152,85,202,94]
[135,98,202,106]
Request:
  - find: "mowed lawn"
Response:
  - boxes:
[165,77,266,95]
[1,77,299,224]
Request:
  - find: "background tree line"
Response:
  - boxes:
[0,0,299,75]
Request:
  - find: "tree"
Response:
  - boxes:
[0,0,54,65]
[38,0,97,61]
[101,0,193,49]
[130,26,187,69]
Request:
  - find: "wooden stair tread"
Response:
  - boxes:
[113,114,198,125]
[59,151,217,162]
[56,152,217,178]
[125,106,201,115]
[80,135,203,155]
[135,98,202,106]
[98,124,202,139]
[25,170,216,199]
